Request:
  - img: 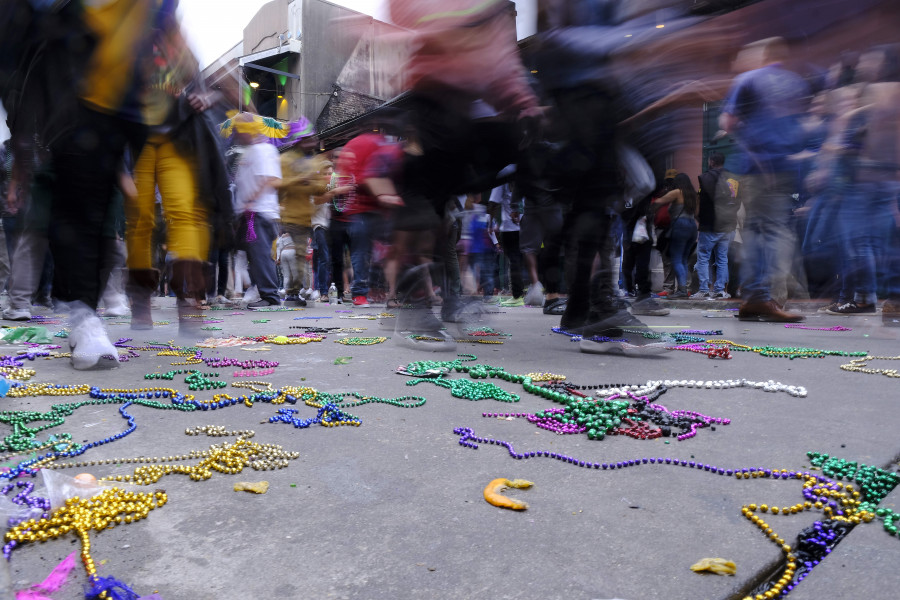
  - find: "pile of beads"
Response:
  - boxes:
[408,376,519,402]
[1,480,51,527]
[269,404,361,428]
[3,487,169,580]
[529,399,631,439]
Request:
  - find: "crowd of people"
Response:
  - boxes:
[0,0,898,369]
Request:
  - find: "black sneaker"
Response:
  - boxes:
[818,301,843,313]
[631,296,670,316]
[825,301,877,315]
[577,309,650,338]
[283,295,307,307]
[247,299,280,310]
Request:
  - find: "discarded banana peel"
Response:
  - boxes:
[483,478,533,510]
[690,557,737,575]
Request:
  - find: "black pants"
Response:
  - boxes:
[561,205,617,328]
[499,231,525,298]
[50,105,146,308]
[622,239,652,296]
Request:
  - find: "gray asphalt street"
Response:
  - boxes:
[2,298,898,600]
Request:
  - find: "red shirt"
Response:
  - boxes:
[334,133,386,220]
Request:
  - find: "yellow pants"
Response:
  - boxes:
[127,134,210,269]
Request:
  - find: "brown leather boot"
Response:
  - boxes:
[737,299,804,323]
[171,260,207,337]
[126,269,160,330]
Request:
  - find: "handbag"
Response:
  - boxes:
[632,216,650,243]
[654,203,671,229]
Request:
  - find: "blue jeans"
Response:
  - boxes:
[239,213,280,304]
[841,181,895,305]
[668,216,697,290]
[313,226,330,295]
[330,213,373,297]
[695,230,734,293]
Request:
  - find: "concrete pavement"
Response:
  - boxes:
[1,297,898,600]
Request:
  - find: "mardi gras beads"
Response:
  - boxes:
[3,487,168,580]
[839,355,900,378]
[335,336,388,345]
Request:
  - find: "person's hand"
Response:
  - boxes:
[187,92,215,113]
[332,185,354,195]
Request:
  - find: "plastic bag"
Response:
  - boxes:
[41,469,105,511]
[1,326,53,344]
[631,216,650,243]
[0,488,46,527]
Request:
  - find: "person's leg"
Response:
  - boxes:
[127,141,160,271]
[314,227,331,295]
[849,184,891,307]
[500,231,524,298]
[634,240,653,297]
[694,231,714,294]
[125,140,161,327]
[50,108,145,367]
[667,220,691,293]
[2,217,18,268]
[156,138,209,267]
[0,221,11,294]
[478,249,497,299]
[216,247,231,298]
[51,113,144,308]
[882,212,900,323]
[4,230,46,318]
[347,213,372,299]
[233,250,250,296]
[713,232,734,294]
[537,204,565,299]
[282,223,310,298]
[280,248,298,294]
[243,215,280,304]
[329,220,348,298]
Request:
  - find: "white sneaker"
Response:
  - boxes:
[103,301,130,317]
[242,285,261,305]
[69,312,119,370]
[524,283,544,307]
[3,308,31,321]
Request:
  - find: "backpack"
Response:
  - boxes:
[713,170,741,233]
